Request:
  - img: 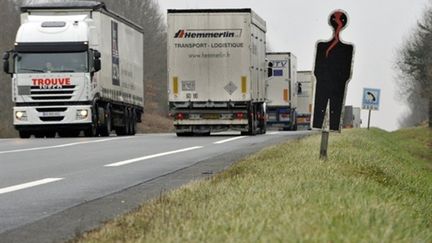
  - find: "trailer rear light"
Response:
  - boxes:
[175,113,185,120]
[235,112,245,119]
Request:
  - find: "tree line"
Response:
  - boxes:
[0,0,168,137]
[396,3,432,128]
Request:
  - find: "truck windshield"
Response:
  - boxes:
[15,52,88,73]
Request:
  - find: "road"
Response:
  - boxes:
[0,131,311,242]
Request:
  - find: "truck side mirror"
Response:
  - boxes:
[92,49,101,72]
[94,59,101,72]
[94,50,101,59]
[3,51,11,75]
[267,62,273,78]
[297,83,302,94]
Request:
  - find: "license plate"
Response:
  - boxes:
[202,114,220,119]
[42,112,61,117]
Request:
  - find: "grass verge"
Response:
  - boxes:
[78,127,432,242]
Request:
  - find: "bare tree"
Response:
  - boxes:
[395,4,432,128]
[0,0,23,137]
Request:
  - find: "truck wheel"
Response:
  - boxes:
[130,109,136,136]
[127,109,133,135]
[261,122,267,134]
[99,104,112,137]
[115,108,129,136]
[19,131,31,139]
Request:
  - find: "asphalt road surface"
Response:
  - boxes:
[0,131,311,242]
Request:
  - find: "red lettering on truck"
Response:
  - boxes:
[32,78,71,86]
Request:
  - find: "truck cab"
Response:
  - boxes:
[265,52,298,131]
[3,2,144,138]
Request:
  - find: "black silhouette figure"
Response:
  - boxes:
[313,10,353,131]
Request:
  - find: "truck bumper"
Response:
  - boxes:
[13,105,92,126]
[174,120,249,133]
[174,119,248,125]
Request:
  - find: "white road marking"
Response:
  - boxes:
[267,132,281,135]
[0,178,64,195]
[0,137,131,155]
[105,146,204,167]
[213,136,246,144]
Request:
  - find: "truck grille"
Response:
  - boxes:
[30,85,76,101]
[36,107,67,112]
[37,107,67,122]
[40,116,64,122]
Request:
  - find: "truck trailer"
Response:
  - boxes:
[296,70,315,130]
[167,9,267,136]
[265,52,298,130]
[3,1,144,138]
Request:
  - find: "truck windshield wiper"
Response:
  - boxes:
[19,68,44,73]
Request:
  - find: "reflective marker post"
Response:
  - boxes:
[320,131,329,160]
[320,102,330,160]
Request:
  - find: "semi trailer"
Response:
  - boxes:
[2,1,144,138]
[296,70,315,130]
[167,9,267,136]
[265,52,298,130]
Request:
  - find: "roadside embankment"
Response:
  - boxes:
[79,127,432,242]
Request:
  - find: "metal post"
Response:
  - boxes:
[367,109,371,130]
[320,131,329,160]
[320,101,330,160]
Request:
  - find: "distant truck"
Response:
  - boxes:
[296,71,315,130]
[167,9,267,136]
[343,106,362,128]
[265,52,298,130]
[2,1,144,138]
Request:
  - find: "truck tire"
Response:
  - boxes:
[130,109,136,136]
[19,130,31,139]
[115,107,129,136]
[99,104,112,137]
[242,114,257,136]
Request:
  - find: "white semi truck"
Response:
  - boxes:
[296,70,315,130]
[266,52,298,130]
[167,9,267,136]
[2,1,144,138]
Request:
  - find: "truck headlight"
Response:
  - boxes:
[15,111,28,121]
[76,109,89,119]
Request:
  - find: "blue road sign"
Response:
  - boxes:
[362,88,381,110]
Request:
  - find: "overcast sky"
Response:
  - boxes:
[158,0,429,131]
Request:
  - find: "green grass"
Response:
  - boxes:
[79,127,432,243]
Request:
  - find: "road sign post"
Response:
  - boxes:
[362,88,381,130]
[367,109,371,130]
